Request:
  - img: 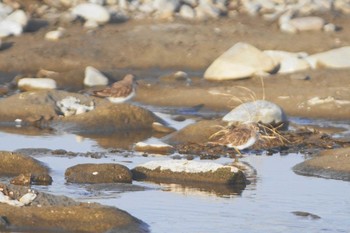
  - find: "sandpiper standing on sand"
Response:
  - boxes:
[93,74,138,103]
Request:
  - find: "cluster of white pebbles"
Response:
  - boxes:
[0,0,348,40]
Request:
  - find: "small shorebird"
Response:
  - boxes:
[93,74,137,103]
[210,122,260,161]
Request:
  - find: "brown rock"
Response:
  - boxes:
[0,151,49,176]
[132,160,246,185]
[0,184,147,233]
[65,163,133,184]
[293,147,350,181]
[163,119,226,145]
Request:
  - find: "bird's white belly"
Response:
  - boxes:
[107,91,135,103]
[229,136,257,150]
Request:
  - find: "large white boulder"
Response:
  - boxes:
[72,3,110,24]
[204,42,277,80]
[263,50,310,74]
[84,66,109,86]
[223,100,288,128]
[305,46,350,69]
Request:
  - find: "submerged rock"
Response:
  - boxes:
[65,163,133,184]
[132,160,246,185]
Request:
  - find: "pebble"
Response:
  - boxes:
[263,50,310,74]
[45,27,65,41]
[71,3,110,25]
[288,16,325,32]
[18,78,57,91]
[84,66,109,86]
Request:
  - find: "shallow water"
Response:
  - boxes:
[1,118,350,233]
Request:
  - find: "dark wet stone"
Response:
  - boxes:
[10,173,53,186]
[65,163,132,184]
[292,211,321,220]
[0,151,50,176]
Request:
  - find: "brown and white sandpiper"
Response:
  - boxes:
[211,122,260,161]
[93,74,137,103]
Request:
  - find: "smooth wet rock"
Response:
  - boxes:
[71,3,110,24]
[0,151,50,176]
[0,90,163,132]
[292,211,321,220]
[65,163,133,184]
[204,42,277,80]
[10,173,53,186]
[132,160,246,185]
[305,46,350,69]
[264,50,310,74]
[0,183,147,232]
[222,100,288,128]
[293,147,350,181]
[163,120,225,145]
[84,66,109,86]
[134,137,175,155]
[18,78,57,91]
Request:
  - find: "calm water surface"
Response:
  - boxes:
[0,118,350,233]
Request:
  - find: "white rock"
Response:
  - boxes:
[323,23,337,32]
[263,50,310,74]
[135,137,174,154]
[222,100,288,127]
[0,3,13,19]
[72,3,110,24]
[6,10,28,27]
[84,66,109,86]
[45,27,65,41]
[279,22,297,34]
[19,192,37,205]
[56,96,95,117]
[288,16,325,32]
[197,0,221,19]
[179,4,196,19]
[84,19,99,29]
[0,19,23,37]
[137,160,239,173]
[18,78,57,90]
[153,0,180,19]
[0,192,24,207]
[204,42,277,80]
[305,46,350,69]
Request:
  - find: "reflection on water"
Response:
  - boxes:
[29,153,350,233]
[1,117,350,233]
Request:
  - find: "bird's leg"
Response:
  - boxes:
[233,148,241,163]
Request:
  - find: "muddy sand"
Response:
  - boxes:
[1,14,350,119]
